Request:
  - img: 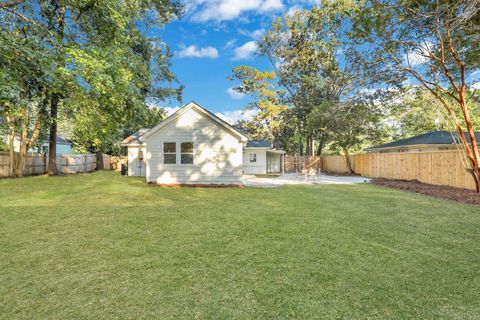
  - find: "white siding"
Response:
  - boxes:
[243,149,267,175]
[128,145,146,176]
[145,108,243,184]
[40,142,72,154]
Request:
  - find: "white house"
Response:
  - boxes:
[121,101,285,185]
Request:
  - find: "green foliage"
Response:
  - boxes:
[0,0,183,161]
[389,89,444,139]
[229,66,287,145]
[258,1,369,155]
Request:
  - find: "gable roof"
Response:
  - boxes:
[140,101,249,142]
[120,129,150,146]
[246,140,271,148]
[367,131,480,150]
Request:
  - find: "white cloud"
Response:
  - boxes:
[188,0,284,23]
[215,109,258,124]
[403,42,434,67]
[259,0,283,12]
[226,88,245,100]
[286,5,302,16]
[176,45,219,59]
[233,41,258,60]
[238,28,266,40]
[224,39,237,49]
[163,107,180,116]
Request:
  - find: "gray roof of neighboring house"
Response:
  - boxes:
[246,140,271,148]
[367,131,480,150]
[42,135,72,145]
[121,128,150,145]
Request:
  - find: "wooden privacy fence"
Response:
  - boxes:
[285,150,476,190]
[0,153,103,177]
[283,156,322,173]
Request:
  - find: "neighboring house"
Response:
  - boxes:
[367,130,480,153]
[2,136,21,152]
[1,135,73,154]
[121,101,285,184]
[39,136,73,154]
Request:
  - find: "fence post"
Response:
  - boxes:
[96,152,104,171]
[64,155,68,174]
[84,155,88,173]
[43,153,47,174]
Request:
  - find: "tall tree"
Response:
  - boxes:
[1,0,183,175]
[323,97,388,173]
[259,1,365,156]
[353,0,480,191]
[229,66,287,147]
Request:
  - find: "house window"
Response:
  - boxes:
[250,153,256,163]
[181,142,193,164]
[164,142,176,164]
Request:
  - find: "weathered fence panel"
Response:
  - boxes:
[0,152,105,178]
[284,156,322,173]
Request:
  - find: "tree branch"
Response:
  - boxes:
[0,0,24,9]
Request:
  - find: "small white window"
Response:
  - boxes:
[164,142,176,164]
[181,142,193,164]
[250,153,256,163]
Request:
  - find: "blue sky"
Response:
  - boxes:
[148,0,318,123]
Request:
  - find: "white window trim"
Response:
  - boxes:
[163,142,177,165]
[180,142,194,165]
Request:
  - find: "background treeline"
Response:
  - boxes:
[0,0,183,176]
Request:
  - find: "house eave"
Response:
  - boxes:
[140,102,248,143]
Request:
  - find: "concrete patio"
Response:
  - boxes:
[242,173,370,187]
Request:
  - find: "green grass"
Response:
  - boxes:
[0,171,479,319]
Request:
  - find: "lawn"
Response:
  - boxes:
[0,171,479,319]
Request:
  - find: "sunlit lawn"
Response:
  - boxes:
[0,171,479,319]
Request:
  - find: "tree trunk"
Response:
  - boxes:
[316,138,325,156]
[96,152,104,170]
[6,115,16,177]
[48,95,59,175]
[459,90,480,193]
[298,139,303,156]
[471,167,480,193]
[342,147,354,174]
[48,5,66,176]
[15,109,28,177]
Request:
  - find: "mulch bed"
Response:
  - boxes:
[371,178,480,206]
[147,182,243,188]
[322,170,361,177]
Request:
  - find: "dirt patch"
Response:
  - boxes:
[371,178,480,206]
